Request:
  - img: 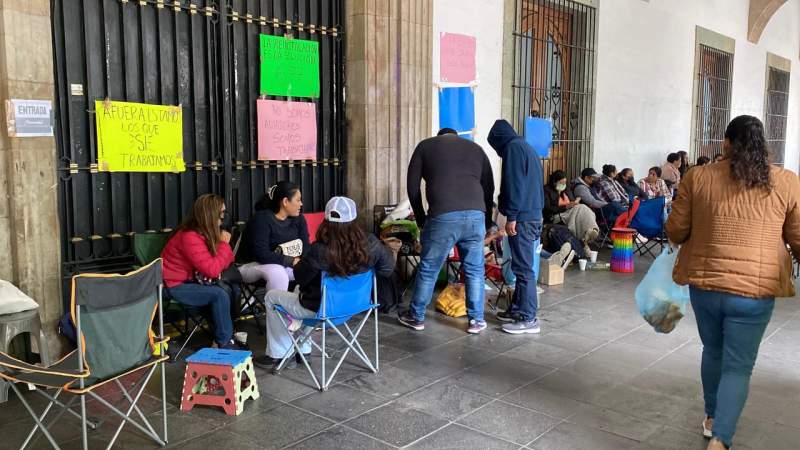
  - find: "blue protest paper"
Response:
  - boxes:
[438,87,475,132]
[524,116,553,158]
[458,132,473,141]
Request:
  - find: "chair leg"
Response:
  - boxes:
[18,386,64,450]
[174,324,199,361]
[161,362,168,444]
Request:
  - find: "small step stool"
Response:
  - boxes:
[180,348,259,416]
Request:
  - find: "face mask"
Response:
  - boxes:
[556,183,567,192]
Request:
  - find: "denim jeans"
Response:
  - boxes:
[690,287,775,448]
[264,290,315,358]
[167,282,236,345]
[506,221,542,322]
[500,235,543,288]
[410,210,486,321]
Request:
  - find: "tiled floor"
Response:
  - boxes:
[3,256,800,449]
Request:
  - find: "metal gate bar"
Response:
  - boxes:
[51,0,345,307]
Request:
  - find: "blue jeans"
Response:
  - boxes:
[167,282,235,346]
[506,221,542,322]
[410,210,486,321]
[500,235,544,288]
[690,287,775,448]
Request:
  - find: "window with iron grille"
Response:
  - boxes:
[692,45,733,160]
[765,67,790,165]
[512,0,597,178]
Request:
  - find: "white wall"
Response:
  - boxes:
[593,0,800,178]
[432,0,505,185]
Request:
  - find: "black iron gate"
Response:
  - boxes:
[51,0,345,302]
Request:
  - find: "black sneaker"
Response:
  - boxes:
[496,309,518,323]
[254,354,297,371]
[220,340,243,350]
[397,312,425,331]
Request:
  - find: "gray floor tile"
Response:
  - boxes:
[451,355,554,397]
[256,371,318,402]
[530,421,639,450]
[346,403,448,447]
[381,330,453,354]
[628,369,703,401]
[291,385,387,422]
[591,385,695,423]
[501,341,583,368]
[460,327,542,354]
[174,429,261,449]
[631,426,723,450]
[342,365,435,399]
[397,380,494,421]
[529,329,605,354]
[391,340,498,379]
[529,369,618,404]
[457,401,560,445]
[568,404,662,442]
[223,404,333,449]
[407,423,519,450]
[287,426,396,449]
[501,384,585,419]
[616,327,694,352]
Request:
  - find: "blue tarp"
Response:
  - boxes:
[524,116,553,158]
[438,87,475,132]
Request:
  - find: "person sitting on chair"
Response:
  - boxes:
[238,181,309,292]
[639,166,673,205]
[161,194,239,349]
[254,196,395,371]
[544,170,600,249]
[616,168,647,199]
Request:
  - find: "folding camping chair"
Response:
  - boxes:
[272,270,379,391]
[630,196,668,258]
[0,259,169,450]
[133,232,211,358]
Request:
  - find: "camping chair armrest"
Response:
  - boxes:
[154,336,170,347]
[0,352,89,378]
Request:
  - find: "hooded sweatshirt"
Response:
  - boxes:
[488,120,543,222]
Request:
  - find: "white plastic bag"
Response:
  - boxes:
[635,247,690,333]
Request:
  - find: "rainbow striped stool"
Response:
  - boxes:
[610,227,635,273]
[181,348,259,416]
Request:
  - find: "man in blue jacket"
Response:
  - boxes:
[488,119,544,334]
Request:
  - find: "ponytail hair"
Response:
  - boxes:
[255,181,300,213]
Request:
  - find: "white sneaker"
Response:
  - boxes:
[561,250,576,269]
[537,286,544,295]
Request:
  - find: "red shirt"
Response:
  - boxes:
[161,230,234,288]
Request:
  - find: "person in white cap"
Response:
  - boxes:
[254,196,395,371]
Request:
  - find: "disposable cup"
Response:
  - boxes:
[589,250,598,263]
[578,259,588,271]
[234,331,248,344]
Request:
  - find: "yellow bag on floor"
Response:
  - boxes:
[435,284,467,317]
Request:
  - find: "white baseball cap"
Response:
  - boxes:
[324,196,358,223]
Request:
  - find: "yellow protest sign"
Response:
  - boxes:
[94,100,184,172]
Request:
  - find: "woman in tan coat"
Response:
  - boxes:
[666,115,800,450]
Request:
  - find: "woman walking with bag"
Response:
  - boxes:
[666,115,800,450]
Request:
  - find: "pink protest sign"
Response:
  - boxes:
[257,100,317,161]
[440,32,476,83]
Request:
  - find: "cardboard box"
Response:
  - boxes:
[538,260,564,286]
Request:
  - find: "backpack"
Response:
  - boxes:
[545,224,587,260]
[377,271,402,314]
[58,311,77,344]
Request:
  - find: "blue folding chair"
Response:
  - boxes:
[630,196,667,258]
[272,270,379,391]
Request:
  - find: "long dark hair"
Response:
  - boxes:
[178,194,224,255]
[316,220,370,277]
[255,181,300,213]
[548,170,567,188]
[725,115,771,191]
[617,168,633,184]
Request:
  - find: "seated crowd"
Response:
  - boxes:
[160,189,396,371]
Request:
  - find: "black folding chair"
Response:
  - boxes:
[0,259,169,450]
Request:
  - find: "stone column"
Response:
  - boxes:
[345,0,433,226]
[0,1,64,354]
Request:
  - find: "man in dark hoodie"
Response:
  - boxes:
[488,119,545,334]
[397,128,495,335]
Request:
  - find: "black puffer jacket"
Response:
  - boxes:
[543,185,576,223]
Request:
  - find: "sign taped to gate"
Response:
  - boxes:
[94,100,184,172]
[260,34,320,98]
[257,99,317,161]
